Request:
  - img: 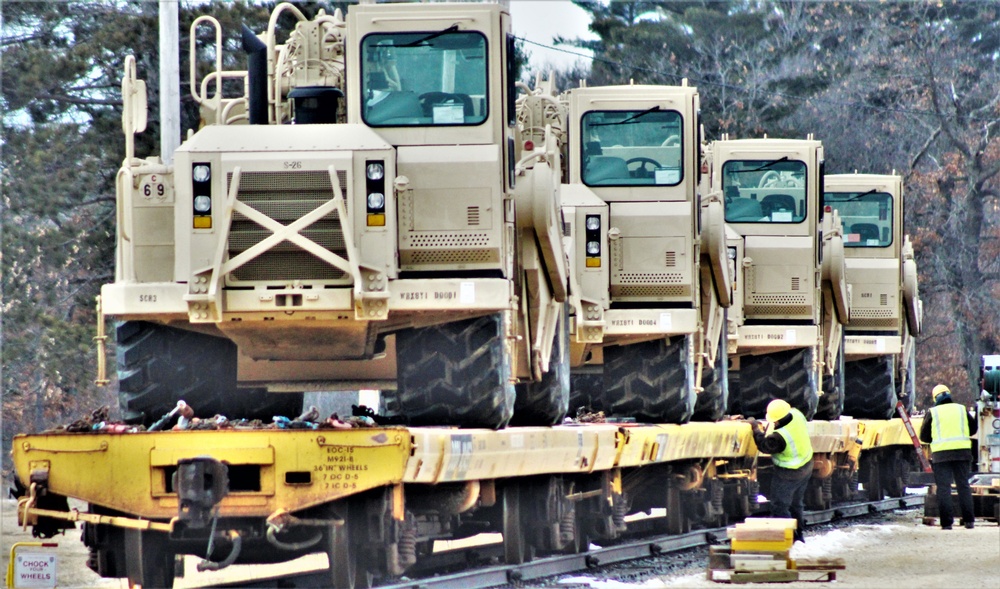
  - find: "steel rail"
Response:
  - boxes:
[215,494,925,589]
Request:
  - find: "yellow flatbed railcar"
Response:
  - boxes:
[11,417,924,589]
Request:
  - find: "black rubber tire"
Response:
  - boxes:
[511,308,570,426]
[895,349,916,414]
[726,371,742,417]
[391,314,515,428]
[738,347,819,420]
[569,370,603,416]
[843,355,896,419]
[692,335,729,422]
[601,335,696,424]
[116,321,303,426]
[815,341,845,420]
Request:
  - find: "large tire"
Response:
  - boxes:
[815,342,845,420]
[569,370,603,416]
[895,349,915,414]
[726,371,742,417]
[601,335,696,424]
[511,308,570,426]
[843,355,896,419]
[391,314,515,428]
[738,347,819,420]
[692,335,728,422]
[116,321,303,426]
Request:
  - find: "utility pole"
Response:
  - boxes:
[159,0,180,165]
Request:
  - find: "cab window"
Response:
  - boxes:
[722,159,807,223]
[361,31,488,127]
[824,191,893,247]
[580,109,683,187]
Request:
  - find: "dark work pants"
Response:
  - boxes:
[933,459,975,528]
[769,462,813,540]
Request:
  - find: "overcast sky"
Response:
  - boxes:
[509,1,598,72]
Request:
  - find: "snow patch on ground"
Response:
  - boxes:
[561,524,906,588]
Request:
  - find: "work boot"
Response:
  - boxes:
[961,519,974,529]
[794,529,805,543]
[941,524,953,530]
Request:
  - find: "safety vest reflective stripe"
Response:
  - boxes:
[928,404,971,452]
[773,408,814,469]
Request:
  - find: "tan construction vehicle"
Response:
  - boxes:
[542,82,731,423]
[823,173,921,418]
[102,1,569,429]
[704,137,850,419]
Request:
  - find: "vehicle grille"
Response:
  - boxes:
[227,170,350,283]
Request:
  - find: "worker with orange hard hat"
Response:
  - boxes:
[918,384,977,530]
[748,399,813,543]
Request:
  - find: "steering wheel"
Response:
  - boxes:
[626,157,662,178]
[758,170,781,188]
[661,135,681,147]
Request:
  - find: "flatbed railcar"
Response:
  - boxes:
[11,416,922,589]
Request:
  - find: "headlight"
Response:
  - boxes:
[192,164,211,183]
[586,241,600,255]
[585,215,601,231]
[728,247,738,260]
[367,192,385,210]
[193,195,212,213]
[366,162,385,181]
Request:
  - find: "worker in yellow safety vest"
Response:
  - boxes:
[918,384,977,530]
[748,399,814,543]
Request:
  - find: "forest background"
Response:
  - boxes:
[3,0,999,478]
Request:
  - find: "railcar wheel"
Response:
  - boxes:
[393,313,515,428]
[511,306,570,426]
[602,335,696,424]
[815,339,845,420]
[881,449,911,498]
[692,334,729,422]
[124,529,174,589]
[664,482,690,535]
[326,506,372,589]
[502,484,529,564]
[117,321,303,426]
[738,347,819,420]
[844,355,896,419]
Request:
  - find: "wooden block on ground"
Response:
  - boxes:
[795,557,846,570]
[730,570,800,584]
[728,528,794,541]
[732,557,789,572]
[796,570,838,582]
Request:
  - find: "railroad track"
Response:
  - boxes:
[217,494,923,589]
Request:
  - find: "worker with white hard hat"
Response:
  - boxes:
[918,384,977,530]
[748,399,814,543]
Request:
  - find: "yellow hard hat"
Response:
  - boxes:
[932,384,950,400]
[766,399,792,422]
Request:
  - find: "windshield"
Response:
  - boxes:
[722,159,807,223]
[361,31,488,127]
[824,191,893,247]
[580,109,683,187]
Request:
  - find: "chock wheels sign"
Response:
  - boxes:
[6,543,58,589]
